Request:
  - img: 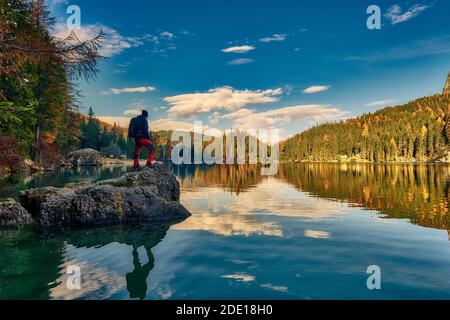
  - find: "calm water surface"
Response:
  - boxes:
[0,163,449,300]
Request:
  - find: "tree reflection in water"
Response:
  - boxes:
[1,163,449,300]
[175,163,450,234]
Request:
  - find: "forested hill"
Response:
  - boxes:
[281,93,450,163]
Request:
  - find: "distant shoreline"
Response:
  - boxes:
[280,160,450,165]
[52,158,450,166]
[105,159,450,167]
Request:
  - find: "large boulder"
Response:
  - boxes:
[19,164,191,229]
[63,148,103,167]
[0,198,33,228]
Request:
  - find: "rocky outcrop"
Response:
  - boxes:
[62,148,103,167]
[18,164,191,229]
[0,199,33,228]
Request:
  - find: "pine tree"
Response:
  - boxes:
[281,94,449,163]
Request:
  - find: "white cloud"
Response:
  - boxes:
[123,109,142,116]
[54,25,188,59]
[142,31,181,57]
[228,104,346,134]
[151,118,208,132]
[97,116,210,133]
[51,23,143,57]
[366,99,396,107]
[221,45,256,53]
[165,86,283,118]
[303,85,331,94]
[205,128,224,137]
[222,108,255,120]
[102,86,156,95]
[228,58,254,65]
[208,112,221,125]
[222,274,256,283]
[160,31,175,39]
[259,34,287,43]
[167,104,344,144]
[304,230,331,239]
[384,4,431,25]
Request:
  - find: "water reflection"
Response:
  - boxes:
[2,163,448,238]
[4,163,447,235]
[173,164,265,194]
[283,163,450,235]
[174,178,346,237]
[1,163,449,300]
[174,163,450,235]
[0,224,174,300]
[50,224,172,300]
[0,166,132,199]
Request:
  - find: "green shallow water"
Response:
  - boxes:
[0,163,449,300]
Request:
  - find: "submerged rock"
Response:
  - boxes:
[0,199,33,228]
[63,148,103,167]
[19,164,191,229]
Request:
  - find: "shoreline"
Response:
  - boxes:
[2,158,449,178]
[280,160,450,165]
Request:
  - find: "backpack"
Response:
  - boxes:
[128,117,140,138]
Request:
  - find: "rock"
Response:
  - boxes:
[19,164,191,229]
[0,198,33,228]
[23,159,42,172]
[63,148,103,167]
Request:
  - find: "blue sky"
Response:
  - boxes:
[48,0,450,139]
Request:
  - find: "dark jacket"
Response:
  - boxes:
[135,115,150,140]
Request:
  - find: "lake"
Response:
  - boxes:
[0,163,449,300]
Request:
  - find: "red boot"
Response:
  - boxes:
[133,157,140,169]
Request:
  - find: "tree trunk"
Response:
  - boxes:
[33,125,41,163]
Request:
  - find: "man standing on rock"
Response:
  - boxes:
[128,110,156,169]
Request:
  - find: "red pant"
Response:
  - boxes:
[134,138,155,167]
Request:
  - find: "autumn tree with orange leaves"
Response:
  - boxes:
[0,0,105,168]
